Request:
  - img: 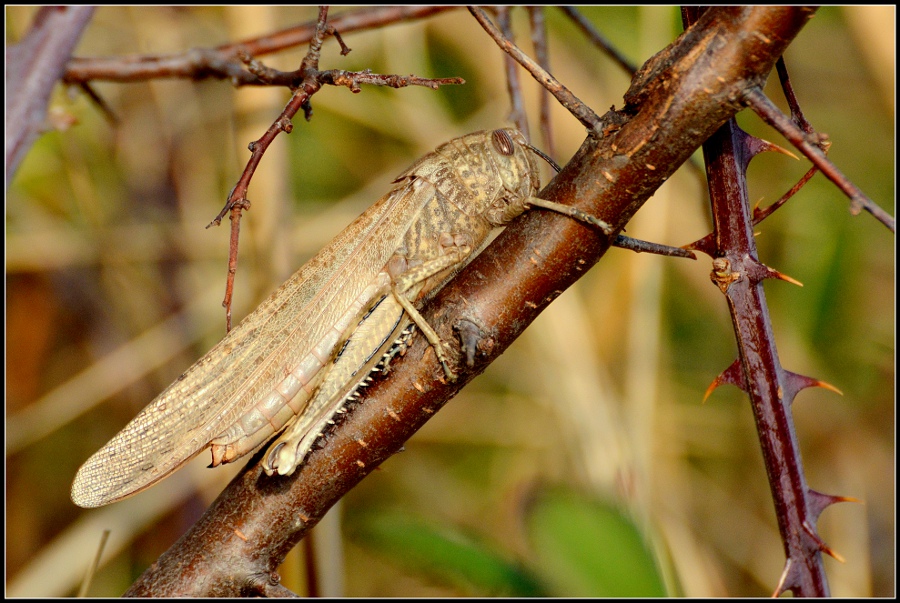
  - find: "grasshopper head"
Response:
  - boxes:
[483,128,542,225]
[416,128,553,226]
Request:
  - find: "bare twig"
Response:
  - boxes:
[776,58,816,135]
[558,6,638,74]
[323,24,351,56]
[75,82,119,125]
[62,6,458,85]
[744,87,895,232]
[237,54,463,91]
[207,8,463,329]
[496,7,529,138]
[745,68,825,161]
[749,58,823,222]
[77,530,110,598]
[693,58,827,231]
[527,7,554,159]
[753,164,819,224]
[6,6,95,180]
[468,6,600,130]
[213,6,332,331]
[612,235,695,259]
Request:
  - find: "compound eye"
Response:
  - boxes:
[491,129,515,156]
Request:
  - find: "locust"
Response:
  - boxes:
[71,128,687,508]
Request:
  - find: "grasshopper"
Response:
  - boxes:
[71,128,683,508]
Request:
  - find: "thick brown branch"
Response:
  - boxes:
[124,7,815,596]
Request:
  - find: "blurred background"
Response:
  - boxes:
[6,6,894,597]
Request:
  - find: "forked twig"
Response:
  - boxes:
[744,87,895,232]
[208,7,463,329]
[751,59,823,223]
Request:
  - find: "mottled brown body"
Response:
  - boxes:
[71,128,544,507]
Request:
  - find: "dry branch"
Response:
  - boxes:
[62,6,458,85]
[6,6,95,179]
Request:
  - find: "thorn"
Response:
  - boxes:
[764,265,804,287]
[704,359,746,402]
[740,257,768,285]
[772,558,795,597]
[739,257,801,288]
[747,134,800,161]
[684,232,716,258]
[808,488,861,521]
[802,520,845,563]
[783,370,843,403]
